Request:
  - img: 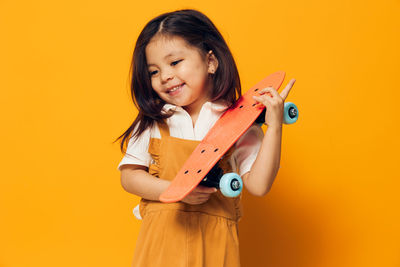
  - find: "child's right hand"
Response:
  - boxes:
[180,185,218,205]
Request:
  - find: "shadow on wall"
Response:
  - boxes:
[238,179,329,267]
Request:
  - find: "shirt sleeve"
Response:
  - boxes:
[233,124,264,177]
[117,124,152,171]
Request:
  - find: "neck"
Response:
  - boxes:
[182,94,211,127]
[183,91,211,117]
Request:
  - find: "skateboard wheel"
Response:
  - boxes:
[219,173,243,198]
[283,102,298,124]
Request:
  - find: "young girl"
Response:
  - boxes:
[115,8,295,267]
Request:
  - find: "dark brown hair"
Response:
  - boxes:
[114,9,241,153]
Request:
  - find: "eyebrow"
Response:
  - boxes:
[147,51,182,67]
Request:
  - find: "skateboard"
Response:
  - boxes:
[159,71,299,203]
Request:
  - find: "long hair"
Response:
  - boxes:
[114,9,241,153]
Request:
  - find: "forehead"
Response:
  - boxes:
[145,35,203,66]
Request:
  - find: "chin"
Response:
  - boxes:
[168,98,192,108]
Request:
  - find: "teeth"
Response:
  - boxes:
[169,84,183,93]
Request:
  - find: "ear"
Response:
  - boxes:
[206,50,219,74]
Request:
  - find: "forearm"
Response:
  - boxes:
[245,125,282,196]
[121,168,170,201]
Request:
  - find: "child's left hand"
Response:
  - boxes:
[252,78,296,127]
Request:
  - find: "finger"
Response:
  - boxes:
[195,192,215,197]
[259,87,281,99]
[195,185,217,192]
[193,196,210,204]
[199,195,211,201]
[194,186,218,193]
[254,88,278,101]
[280,79,296,100]
[252,95,272,109]
[252,95,269,108]
[258,87,275,97]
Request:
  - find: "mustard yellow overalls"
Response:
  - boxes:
[132,122,243,267]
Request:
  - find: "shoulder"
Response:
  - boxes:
[117,121,156,171]
[130,121,153,142]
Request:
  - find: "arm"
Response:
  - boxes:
[118,125,171,201]
[243,78,296,197]
[242,125,282,196]
[120,164,171,201]
[120,164,217,204]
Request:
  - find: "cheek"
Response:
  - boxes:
[182,63,207,85]
[150,79,160,91]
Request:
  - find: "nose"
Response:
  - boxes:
[160,69,173,83]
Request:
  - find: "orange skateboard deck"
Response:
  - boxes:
[159,71,287,203]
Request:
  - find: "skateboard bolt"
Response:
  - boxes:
[289,107,297,118]
[231,179,241,190]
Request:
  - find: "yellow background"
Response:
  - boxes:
[1,0,399,266]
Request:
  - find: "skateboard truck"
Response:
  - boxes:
[199,162,223,189]
[255,102,299,126]
[199,161,243,197]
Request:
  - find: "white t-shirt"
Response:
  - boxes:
[117,101,264,177]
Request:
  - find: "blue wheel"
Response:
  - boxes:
[219,173,243,197]
[283,102,299,124]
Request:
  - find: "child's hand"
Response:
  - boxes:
[253,78,296,128]
[180,185,218,205]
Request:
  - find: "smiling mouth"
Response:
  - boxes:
[167,83,185,94]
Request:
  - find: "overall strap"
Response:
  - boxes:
[157,120,170,138]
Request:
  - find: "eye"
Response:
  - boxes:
[149,70,158,76]
[171,60,182,66]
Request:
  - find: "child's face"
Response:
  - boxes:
[145,35,217,114]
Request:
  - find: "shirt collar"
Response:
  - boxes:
[161,101,230,113]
